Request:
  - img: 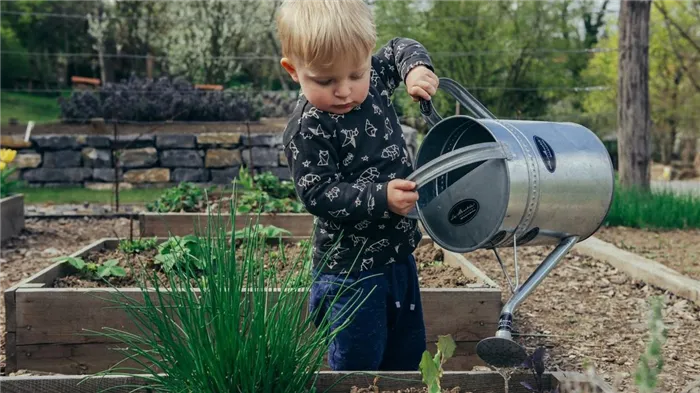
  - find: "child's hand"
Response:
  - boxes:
[405,66,439,102]
[387,179,419,216]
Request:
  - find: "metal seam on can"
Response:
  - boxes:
[496,120,540,241]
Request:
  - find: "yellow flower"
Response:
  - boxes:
[0,161,6,170]
[0,149,17,164]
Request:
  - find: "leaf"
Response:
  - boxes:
[111,266,127,277]
[67,257,86,270]
[103,259,120,267]
[97,265,109,278]
[437,335,456,361]
[419,350,439,391]
[533,347,546,376]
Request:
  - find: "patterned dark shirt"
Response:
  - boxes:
[282,37,434,274]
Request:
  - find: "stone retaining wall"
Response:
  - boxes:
[0,125,418,188]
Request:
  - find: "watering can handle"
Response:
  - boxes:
[420,78,497,127]
[404,141,508,220]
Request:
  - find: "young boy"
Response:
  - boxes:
[276,0,439,371]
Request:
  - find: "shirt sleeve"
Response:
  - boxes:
[284,116,390,222]
[372,37,435,96]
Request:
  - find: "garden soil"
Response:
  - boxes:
[0,217,137,376]
[51,240,477,289]
[464,241,700,393]
[594,226,700,281]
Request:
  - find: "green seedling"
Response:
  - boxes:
[119,237,158,254]
[419,334,456,393]
[53,256,126,280]
[232,224,291,240]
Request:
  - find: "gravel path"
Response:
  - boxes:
[0,217,139,374]
[465,243,700,393]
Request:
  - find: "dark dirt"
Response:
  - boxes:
[0,217,138,375]
[350,387,464,393]
[50,241,477,289]
[464,243,700,393]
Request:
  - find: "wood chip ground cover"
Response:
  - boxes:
[594,226,700,281]
[51,241,477,289]
[464,244,700,393]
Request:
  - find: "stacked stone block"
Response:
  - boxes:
[0,124,418,187]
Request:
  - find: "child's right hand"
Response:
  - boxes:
[387,179,419,216]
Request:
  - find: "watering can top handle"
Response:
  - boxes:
[420,78,497,126]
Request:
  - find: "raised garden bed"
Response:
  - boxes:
[0,370,614,393]
[3,236,501,374]
[1,194,24,244]
[139,211,315,237]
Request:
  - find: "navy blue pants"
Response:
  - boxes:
[308,255,426,371]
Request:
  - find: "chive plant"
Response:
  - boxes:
[85,198,375,393]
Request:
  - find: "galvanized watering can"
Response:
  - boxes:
[406,78,615,368]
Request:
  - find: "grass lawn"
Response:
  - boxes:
[18,187,166,205]
[1,92,66,125]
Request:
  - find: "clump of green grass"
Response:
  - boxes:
[80,199,374,392]
[605,183,700,229]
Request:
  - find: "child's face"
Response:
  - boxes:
[281,54,371,115]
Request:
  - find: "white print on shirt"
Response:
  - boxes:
[381,145,400,160]
[360,257,374,271]
[352,167,380,192]
[325,187,340,201]
[365,239,389,253]
[395,243,402,253]
[309,124,331,139]
[367,194,375,215]
[341,128,359,148]
[349,234,367,246]
[318,150,329,166]
[396,217,413,232]
[373,104,382,115]
[302,107,320,119]
[365,119,377,137]
[298,173,321,189]
[384,46,393,60]
[343,153,354,166]
[381,89,391,107]
[330,113,344,122]
[371,68,379,86]
[289,141,299,160]
[355,220,371,230]
[385,118,394,138]
[329,209,349,218]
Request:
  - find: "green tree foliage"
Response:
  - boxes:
[374,0,612,126]
[582,0,700,160]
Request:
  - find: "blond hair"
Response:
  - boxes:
[276,0,376,69]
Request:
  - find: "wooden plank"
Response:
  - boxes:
[14,340,481,375]
[1,194,25,244]
[15,287,499,345]
[139,212,316,237]
[576,236,700,306]
[5,332,17,373]
[443,249,500,288]
[0,371,612,393]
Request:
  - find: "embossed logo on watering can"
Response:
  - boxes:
[448,199,480,226]
[533,135,556,173]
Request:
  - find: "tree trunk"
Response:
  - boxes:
[617,0,652,190]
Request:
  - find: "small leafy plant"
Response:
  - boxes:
[154,234,207,273]
[146,182,212,213]
[54,256,127,280]
[233,224,291,240]
[118,237,158,254]
[520,347,560,393]
[419,334,456,393]
[0,148,21,198]
[635,296,667,393]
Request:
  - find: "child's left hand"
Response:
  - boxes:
[405,66,439,102]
